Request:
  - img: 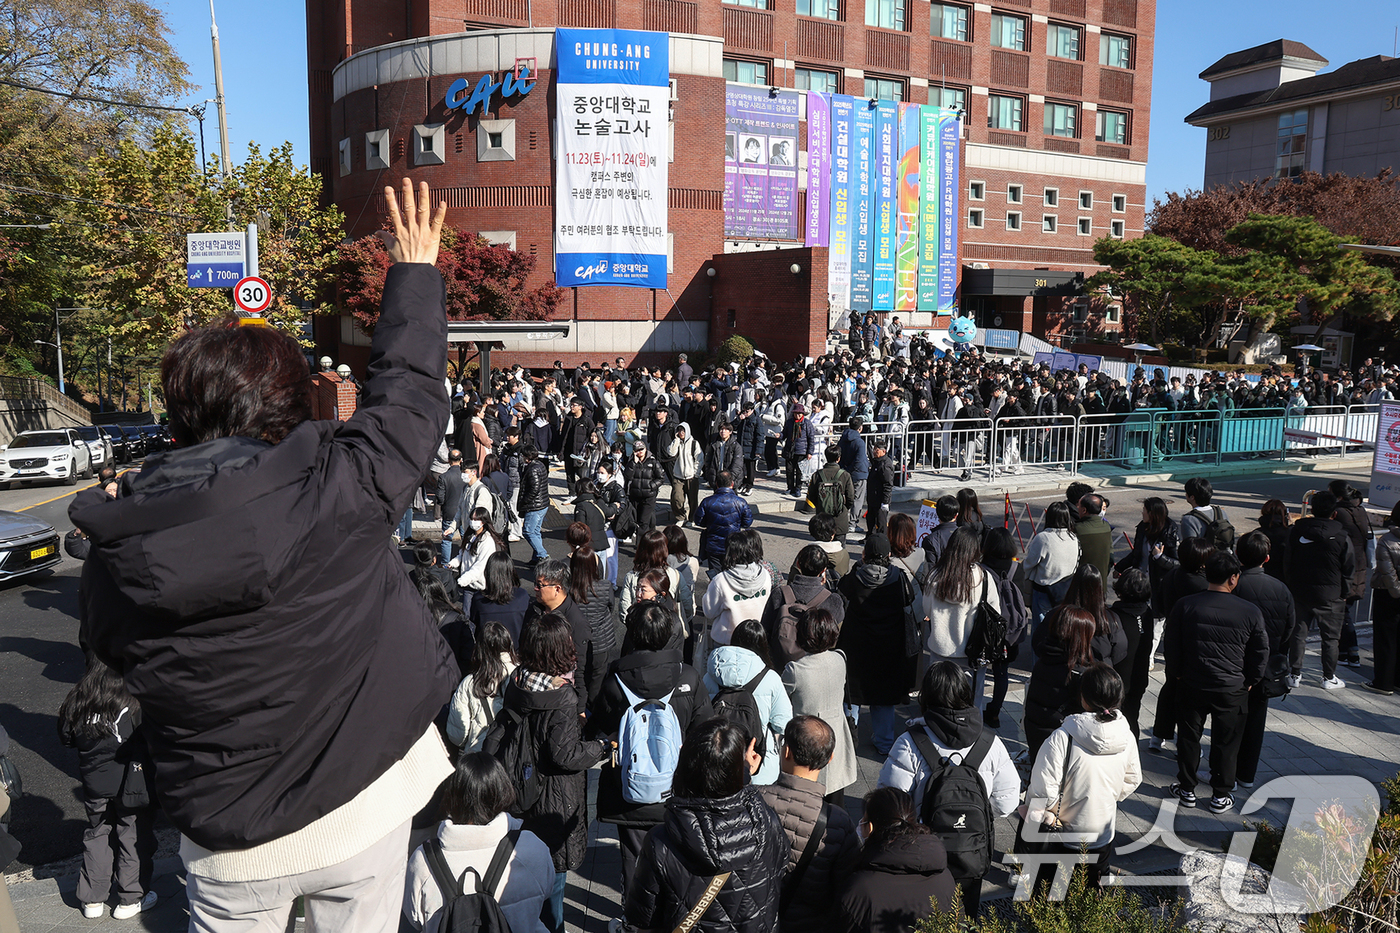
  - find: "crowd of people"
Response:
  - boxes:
[41,182,1400,933]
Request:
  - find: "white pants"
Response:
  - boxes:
[186,820,411,933]
[509,487,523,537]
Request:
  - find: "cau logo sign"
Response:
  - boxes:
[444,65,535,117]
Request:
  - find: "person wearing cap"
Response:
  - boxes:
[838,533,918,756]
[866,436,895,536]
[782,402,819,498]
[624,441,667,533]
[666,422,702,526]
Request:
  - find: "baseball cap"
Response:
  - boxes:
[864,534,892,560]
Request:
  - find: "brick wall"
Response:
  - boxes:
[708,247,828,363]
[310,372,358,421]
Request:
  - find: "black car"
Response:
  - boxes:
[139,425,171,453]
[118,425,147,460]
[99,425,131,463]
[0,509,61,582]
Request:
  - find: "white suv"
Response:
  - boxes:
[0,428,94,488]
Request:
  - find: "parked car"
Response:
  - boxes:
[74,425,113,470]
[0,429,94,488]
[0,509,61,582]
[139,424,171,454]
[100,425,131,463]
[118,425,146,460]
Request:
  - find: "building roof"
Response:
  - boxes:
[1199,39,1328,79]
[1186,54,1400,123]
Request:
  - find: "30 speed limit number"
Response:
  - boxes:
[233,276,273,314]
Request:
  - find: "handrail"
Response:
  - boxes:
[0,376,91,424]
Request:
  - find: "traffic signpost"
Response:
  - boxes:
[233,276,273,314]
[186,233,245,288]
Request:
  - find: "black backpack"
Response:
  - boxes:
[421,831,519,933]
[482,707,543,813]
[1259,651,1294,699]
[909,726,995,883]
[612,497,638,540]
[964,572,1010,666]
[711,670,770,761]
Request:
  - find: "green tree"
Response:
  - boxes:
[1087,235,1216,344]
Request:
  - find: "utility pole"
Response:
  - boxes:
[210,0,233,182]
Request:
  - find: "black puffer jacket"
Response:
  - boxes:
[626,784,788,933]
[626,454,667,500]
[704,438,745,489]
[1280,516,1356,607]
[757,772,861,933]
[1231,567,1295,654]
[498,675,608,872]
[517,459,550,513]
[1163,591,1269,692]
[1024,610,1127,733]
[588,649,713,826]
[830,832,957,933]
[573,493,617,550]
[1332,496,1372,601]
[70,264,458,851]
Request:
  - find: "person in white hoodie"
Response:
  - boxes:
[1019,663,1141,890]
[704,619,793,786]
[445,622,519,751]
[878,660,1021,918]
[921,526,1000,710]
[700,532,775,671]
[404,753,555,933]
[759,391,788,476]
[1022,501,1081,639]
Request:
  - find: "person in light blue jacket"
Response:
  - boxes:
[704,619,793,785]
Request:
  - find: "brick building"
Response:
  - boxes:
[306,0,1153,367]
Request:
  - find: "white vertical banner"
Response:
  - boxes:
[554,29,670,288]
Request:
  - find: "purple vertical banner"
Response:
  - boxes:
[723,84,800,240]
[873,101,898,310]
[805,91,830,248]
[850,103,875,312]
[937,116,961,311]
[894,102,921,311]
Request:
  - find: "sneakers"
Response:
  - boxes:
[983,709,1002,729]
[1365,682,1395,696]
[960,470,972,481]
[1209,794,1235,814]
[82,904,105,919]
[1236,779,1255,790]
[1343,655,1362,669]
[1148,737,1166,754]
[112,892,157,920]
[1169,783,1197,808]
[1322,675,1346,691]
[1286,673,1303,690]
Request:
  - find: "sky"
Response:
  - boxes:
[160,0,1398,208]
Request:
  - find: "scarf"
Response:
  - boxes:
[516,668,574,693]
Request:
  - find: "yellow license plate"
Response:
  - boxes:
[29,545,54,560]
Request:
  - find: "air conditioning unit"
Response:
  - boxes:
[968,262,990,269]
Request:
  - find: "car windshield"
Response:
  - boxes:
[9,432,69,448]
[76,427,100,439]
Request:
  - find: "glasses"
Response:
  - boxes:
[534,582,560,592]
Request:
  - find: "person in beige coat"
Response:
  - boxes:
[782,608,858,801]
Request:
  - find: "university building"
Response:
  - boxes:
[306,0,1154,367]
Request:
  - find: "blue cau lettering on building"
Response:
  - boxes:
[444,65,535,116]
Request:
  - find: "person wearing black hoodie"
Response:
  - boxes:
[1149,537,1215,755]
[588,602,714,898]
[1279,490,1356,690]
[1230,532,1295,788]
[838,534,917,756]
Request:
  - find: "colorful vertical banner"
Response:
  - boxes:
[723,84,800,240]
[827,95,855,314]
[894,103,921,311]
[937,115,961,311]
[917,107,941,311]
[873,101,898,310]
[554,29,670,288]
[850,103,875,312]
[805,91,831,248]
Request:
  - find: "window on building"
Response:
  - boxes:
[1043,215,1058,233]
[969,180,985,200]
[1044,102,1077,138]
[990,12,1026,50]
[1078,217,1092,235]
[968,208,985,228]
[1106,305,1121,323]
[1110,219,1126,238]
[487,132,503,148]
[727,309,737,327]
[723,59,769,85]
[1112,193,1127,212]
[1100,32,1132,68]
[1046,23,1081,60]
[932,85,966,112]
[1096,109,1128,144]
[724,0,770,7]
[988,94,1024,130]
[931,3,969,40]
[1276,108,1308,178]
[866,0,906,30]
[1007,183,1023,203]
[797,0,839,19]
[1006,211,1022,231]
[795,67,839,93]
[865,76,904,101]
[1072,300,1088,322]
[1079,190,1093,209]
[1044,187,1059,207]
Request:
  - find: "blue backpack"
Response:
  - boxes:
[616,676,683,804]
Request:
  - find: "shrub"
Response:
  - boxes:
[915,869,1182,933]
[715,335,754,369]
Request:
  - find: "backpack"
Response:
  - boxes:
[615,676,684,804]
[612,497,638,540]
[1204,506,1237,552]
[1259,651,1294,699]
[487,488,511,537]
[420,831,519,933]
[908,726,995,883]
[772,586,832,669]
[987,565,1030,656]
[481,706,543,813]
[964,572,1010,666]
[815,469,844,516]
[711,670,770,761]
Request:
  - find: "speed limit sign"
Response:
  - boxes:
[233,276,273,314]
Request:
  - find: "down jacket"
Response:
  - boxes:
[1231,567,1295,655]
[1026,711,1142,851]
[829,833,958,933]
[517,459,550,514]
[1023,612,1128,739]
[1280,515,1356,608]
[756,772,862,933]
[70,263,458,851]
[625,454,668,500]
[1375,528,1400,599]
[696,488,754,563]
[1162,591,1269,693]
[624,785,789,933]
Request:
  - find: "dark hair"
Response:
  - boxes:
[1236,530,1271,569]
[1327,479,1360,503]
[860,786,928,847]
[663,524,692,558]
[672,718,750,799]
[519,611,577,676]
[1065,482,1093,507]
[632,528,670,574]
[934,526,983,604]
[1043,500,1074,531]
[1113,567,1151,603]
[723,529,763,570]
[626,601,676,651]
[481,453,501,476]
[1205,550,1242,585]
[797,607,840,653]
[731,618,771,669]
[1179,537,1217,574]
[956,487,983,525]
[887,512,917,558]
[809,511,837,542]
[467,621,518,700]
[1062,564,1110,636]
[1390,501,1400,528]
[566,520,593,551]
[982,526,1017,563]
[468,506,505,556]
[934,494,959,522]
[920,659,974,713]
[638,568,672,601]
[795,544,830,578]
[784,715,835,770]
[1045,605,1097,673]
[1079,663,1125,723]
[1142,497,1169,538]
[58,653,136,743]
[481,551,520,604]
[569,545,603,603]
[161,317,312,447]
[1185,476,1213,506]
[716,470,733,488]
[1080,493,1104,516]
[413,571,458,625]
[1310,490,1338,519]
[1260,498,1291,527]
[442,752,516,825]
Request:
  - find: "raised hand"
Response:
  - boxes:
[379,178,447,266]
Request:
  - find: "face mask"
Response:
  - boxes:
[469,520,483,533]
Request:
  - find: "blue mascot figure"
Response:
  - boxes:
[945,315,977,359]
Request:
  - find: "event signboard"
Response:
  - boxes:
[554,29,670,288]
[936,115,960,311]
[1370,400,1400,510]
[724,85,800,240]
[894,103,921,311]
[827,95,855,313]
[850,103,876,311]
[917,107,941,311]
[805,91,831,248]
[873,101,898,309]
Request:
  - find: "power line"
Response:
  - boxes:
[0,78,196,115]
[0,183,205,220]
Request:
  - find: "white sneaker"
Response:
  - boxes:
[1322,675,1346,690]
[1286,673,1302,690]
[112,891,157,920]
[82,904,105,919]
[508,533,523,542]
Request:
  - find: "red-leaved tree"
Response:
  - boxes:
[337,226,566,333]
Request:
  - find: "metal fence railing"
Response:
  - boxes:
[0,375,91,424]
